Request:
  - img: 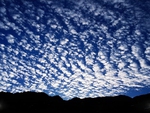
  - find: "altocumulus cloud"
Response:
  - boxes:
[0,0,150,100]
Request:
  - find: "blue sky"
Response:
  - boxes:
[0,0,150,100]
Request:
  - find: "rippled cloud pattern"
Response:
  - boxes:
[0,0,150,100]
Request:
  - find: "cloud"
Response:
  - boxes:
[6,35,15,44]
[0,0,150,100]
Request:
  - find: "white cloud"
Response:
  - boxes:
[36,69,43,75]
[110,0,125,3]
[70,29,77,35]
[51,80,61,88]
[0,44,5,50]
[36,64,45,70]
[38,83,47,90]
[0,7,6,14]
[9,72,15,78]
[118,62,126,69]
[51,24,57,29]
[0,22,9,30]
[60,38,69,45]
[145,47,150,61]
[12,14,20,20]
[131,45,140,58]
[6,34,15,44]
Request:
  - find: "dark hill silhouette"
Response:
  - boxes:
[0,92,150,113]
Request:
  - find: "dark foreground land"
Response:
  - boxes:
[0,92,150,113]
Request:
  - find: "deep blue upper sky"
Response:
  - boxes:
[0,0,150,100]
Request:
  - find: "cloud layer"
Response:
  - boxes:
[0,0,150,100]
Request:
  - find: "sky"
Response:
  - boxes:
[0,0,150,100]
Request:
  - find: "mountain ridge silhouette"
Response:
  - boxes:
[0,91,150,113]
